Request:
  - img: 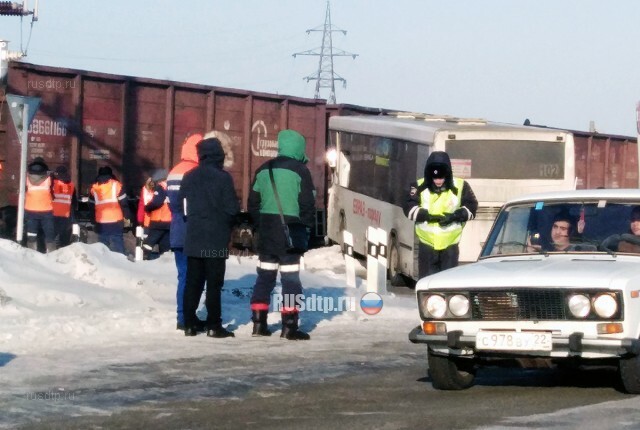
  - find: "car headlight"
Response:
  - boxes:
[448,294,470,317]
[593,294,617,319]
[568,294,591,318]
[423,294,447,318]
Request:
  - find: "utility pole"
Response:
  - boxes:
[0,1,39,83]
[293,1,357,104]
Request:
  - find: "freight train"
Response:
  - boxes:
[0,61,637,246]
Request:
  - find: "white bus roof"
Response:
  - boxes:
[504,189,640,206]
[328,114,569,144]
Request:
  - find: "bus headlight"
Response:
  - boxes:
[423,294,447,319]
[448,294,470,317]
[593,294,617,319]
[326,147,337,168]
[568,294,591,318]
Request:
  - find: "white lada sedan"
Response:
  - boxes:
[409,189,640,392]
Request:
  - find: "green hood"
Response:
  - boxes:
[277,129,309,163]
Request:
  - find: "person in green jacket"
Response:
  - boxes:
[248,129,316,340]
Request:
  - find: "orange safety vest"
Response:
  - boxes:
[148,181,172,224]
[52,179,75,218]
[140,186,153,227]
[91,179,125,223]
[25,176,53,212]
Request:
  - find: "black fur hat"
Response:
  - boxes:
[424,151,456,194]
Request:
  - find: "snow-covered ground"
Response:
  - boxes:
[4,240,639,429]
[0,240,418,427]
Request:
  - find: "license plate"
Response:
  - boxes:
[476,331,552,352]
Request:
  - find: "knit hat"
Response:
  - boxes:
[97,166,113,177]
[150,168,168,182]
[27,157,49,175]
[54,165,71,182]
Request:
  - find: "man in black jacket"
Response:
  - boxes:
[179,137,240,338]
[248,129,316,340]
[403,151,478,278]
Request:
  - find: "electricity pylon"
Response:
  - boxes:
[293,1,357,104]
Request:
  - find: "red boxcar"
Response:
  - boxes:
[1,62,638,240]
[0,62,329,238]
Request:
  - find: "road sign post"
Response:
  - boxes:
[342,230,357,288]
[6,94,41,244]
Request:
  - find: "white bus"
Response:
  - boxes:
[326,112,576,282]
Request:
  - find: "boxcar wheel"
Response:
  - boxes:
[428,349,476,390]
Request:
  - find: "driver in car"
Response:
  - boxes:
[529,211,582,252]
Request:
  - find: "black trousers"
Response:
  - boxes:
[54,216,73,248]
[418,242,459,279]
[250,253,303,310]
[183,257,226,329]
[143,228,171,255]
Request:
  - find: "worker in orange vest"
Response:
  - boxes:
[89,166,131,255]
[142,168,172,259]
[167,133,203,330]
[52,166,77,248]
[137,177,153,232]
[25,157,56,252]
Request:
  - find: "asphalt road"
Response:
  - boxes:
[7,275,639,430]
[17,341,638,430]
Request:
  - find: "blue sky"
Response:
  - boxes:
[2,0,640,136]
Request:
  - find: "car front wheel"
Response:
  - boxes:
[619,354,640,394]
[428,349,476,390]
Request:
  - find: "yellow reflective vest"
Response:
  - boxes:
[415,177,465,250]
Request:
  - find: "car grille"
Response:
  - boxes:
[470,289,566,321]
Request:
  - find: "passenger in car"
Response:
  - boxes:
[617,206,640,253]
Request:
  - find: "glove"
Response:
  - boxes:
[415,208,443,223]
[123,218,132,228]
[438,213,456,226]
[452,208,469,223]
[426,213,444,223]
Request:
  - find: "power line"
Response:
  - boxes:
[293,1,357,104]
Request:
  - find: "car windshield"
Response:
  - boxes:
[481,199,640,257]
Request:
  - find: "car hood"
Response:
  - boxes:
[415,254,640,291]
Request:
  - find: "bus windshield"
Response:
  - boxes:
[446,139,565,180]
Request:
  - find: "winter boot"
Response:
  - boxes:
[184,327,198,336]
[26,237,38,251]
[280,313,310,341]
[178,319,205,332]
[45,241,57,253]
[251,310,272,337]
[207,325,235,338]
